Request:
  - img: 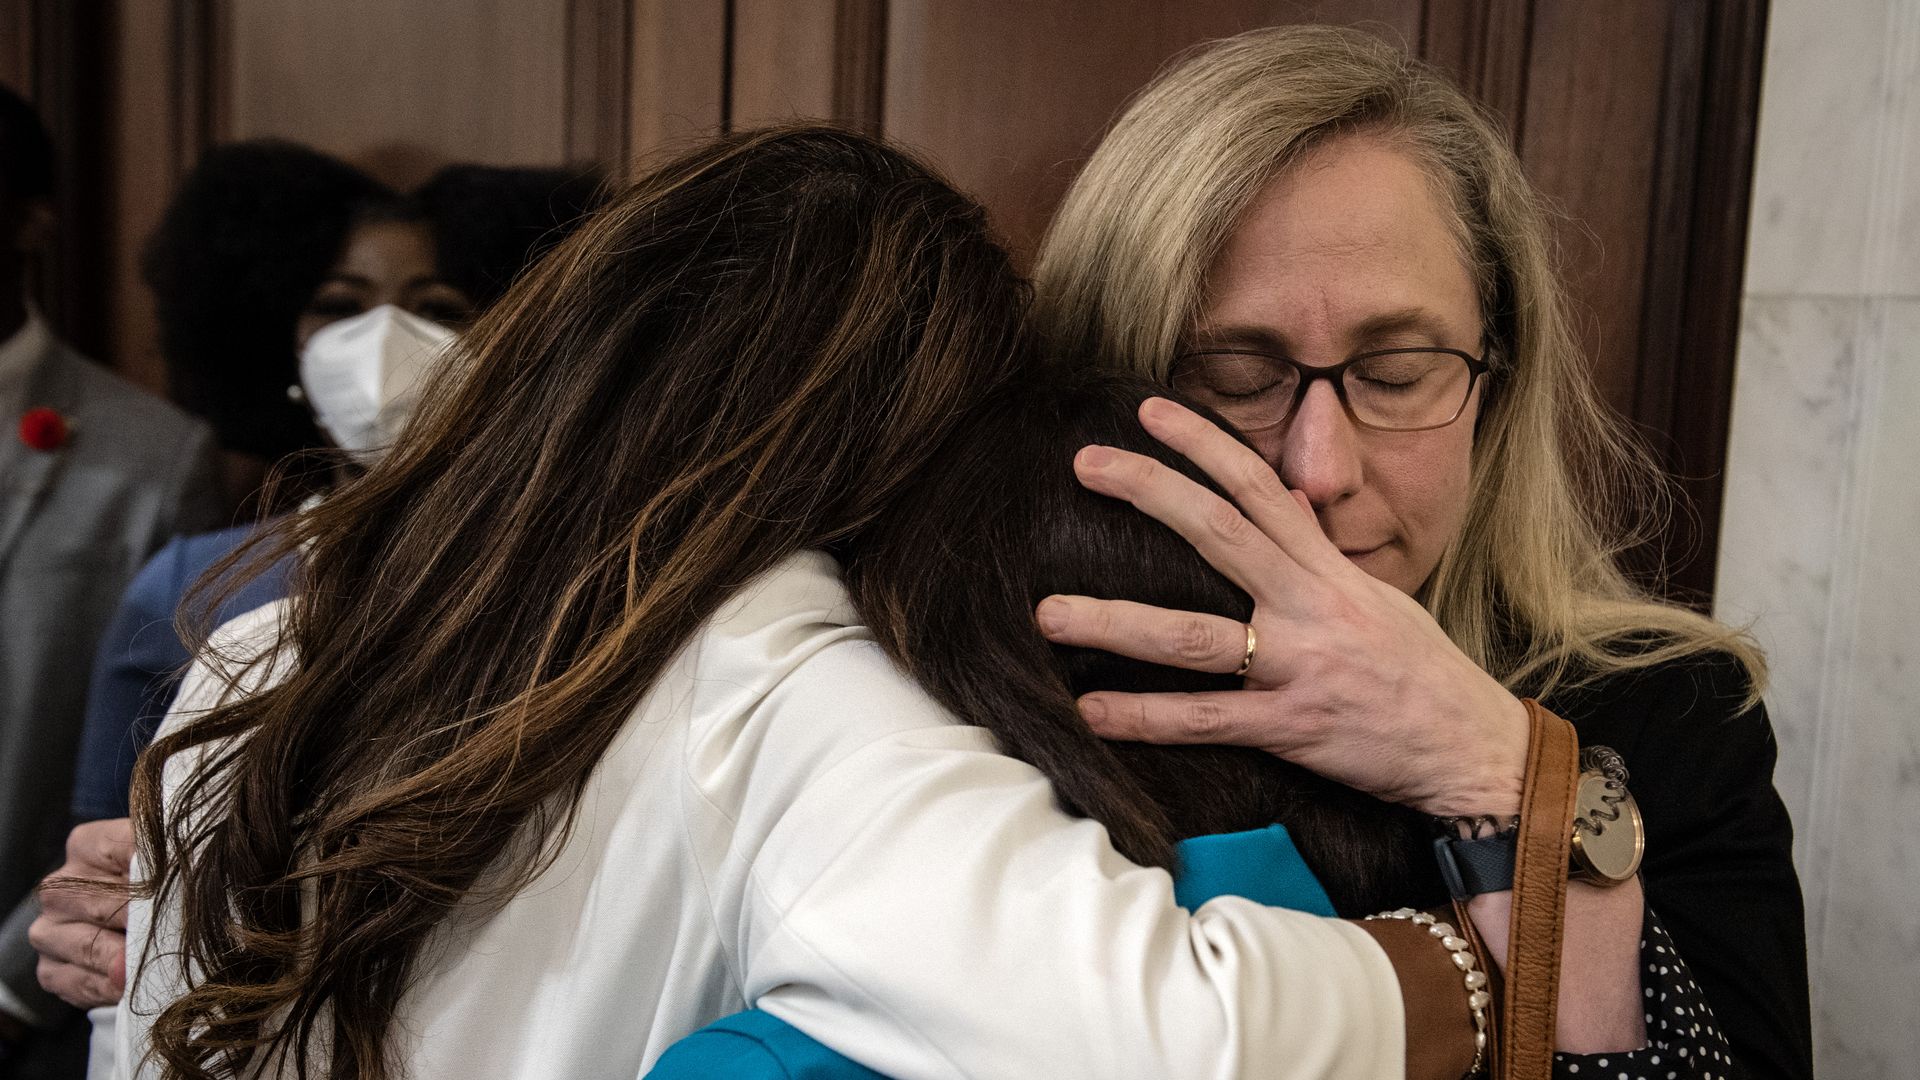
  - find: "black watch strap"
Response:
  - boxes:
[1433,829,1518,900]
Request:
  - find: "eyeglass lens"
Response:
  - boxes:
[1172,350,1476,431]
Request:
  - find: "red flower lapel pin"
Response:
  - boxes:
[18,406,73,451]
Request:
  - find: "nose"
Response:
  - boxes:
[1270,380,1363,510]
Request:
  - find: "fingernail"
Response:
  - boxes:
[1076,445,1113,469]
[1036,597,1069,635]
[1077,695,1108,727]
[1140,397,1176,421]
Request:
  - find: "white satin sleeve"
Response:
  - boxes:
[686,630,1408,1080]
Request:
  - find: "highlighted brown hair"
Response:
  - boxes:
[135,126,1033,1080]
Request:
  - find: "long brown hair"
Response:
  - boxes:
[133,126,1033,1080]
[846,369,1445,916]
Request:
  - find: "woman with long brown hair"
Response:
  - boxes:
[113,128,1494,1080]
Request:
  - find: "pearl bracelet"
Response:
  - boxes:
[1365,906,1491,1077]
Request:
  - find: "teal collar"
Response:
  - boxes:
[1172,824,1335,916]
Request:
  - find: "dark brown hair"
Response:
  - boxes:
[846,369,1446,916]
[134,126,1033,1080]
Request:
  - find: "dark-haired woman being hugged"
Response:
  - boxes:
[111,128,1511,1080]
[650,371,1741,1080]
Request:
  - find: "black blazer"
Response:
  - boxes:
[1547,652,1813,1080]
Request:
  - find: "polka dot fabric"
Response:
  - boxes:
[1552,909,1740,1079]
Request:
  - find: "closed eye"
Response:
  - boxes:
[1209,376,1285,399]
[1177,353,1292,400]
[1356,373,1422,390]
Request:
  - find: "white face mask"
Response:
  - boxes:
[298,305,455,463]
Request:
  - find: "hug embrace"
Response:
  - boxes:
[85,25,1805,1080]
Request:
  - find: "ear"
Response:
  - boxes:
[10,199,55,253]
[1466,343,1502,444]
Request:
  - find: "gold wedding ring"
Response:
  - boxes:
[1234,622,1258,677]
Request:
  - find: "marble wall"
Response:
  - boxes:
[1714,0,1920,1075]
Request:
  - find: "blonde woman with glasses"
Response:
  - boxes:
[1033,24,1809,1080]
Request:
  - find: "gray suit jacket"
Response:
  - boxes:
[0,327,222,1029]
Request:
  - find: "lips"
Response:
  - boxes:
[1337,543,1386,559]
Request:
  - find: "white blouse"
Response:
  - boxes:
[113,550,1406,1079]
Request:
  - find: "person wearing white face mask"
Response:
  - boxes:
[296,303,457,466]
[22,161,602,1073]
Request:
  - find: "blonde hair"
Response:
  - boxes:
[1033,25,1763,701]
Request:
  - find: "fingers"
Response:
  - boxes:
[67,817,133,877]
[36,876,129,930]
[38,819,134,934]
[37,956,122,1010]
[1038,597,1255,675]
[27,918,123,981]
[1133,397,1349,576]
[1071,445,1285,598]
[1075,688,1300,751]
[29,917,125,1009]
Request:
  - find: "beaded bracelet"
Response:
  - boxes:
[1364,906,1491,1077]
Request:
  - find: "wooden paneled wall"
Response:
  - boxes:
[98,0,637,394]
[223,2,571,184]
[3,0,1766,598]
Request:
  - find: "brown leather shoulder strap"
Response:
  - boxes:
[1500,699,1580,1079]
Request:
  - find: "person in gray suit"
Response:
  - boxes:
[0,85,225,1073]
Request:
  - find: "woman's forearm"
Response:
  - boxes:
[1467,877,1649,1053]
[1353,919,1482,1080]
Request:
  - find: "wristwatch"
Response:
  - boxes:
[1432,745,1645,900]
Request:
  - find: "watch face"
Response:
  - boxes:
[1570,772,1645,883]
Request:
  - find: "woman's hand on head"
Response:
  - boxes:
[1035,396,1529,818]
